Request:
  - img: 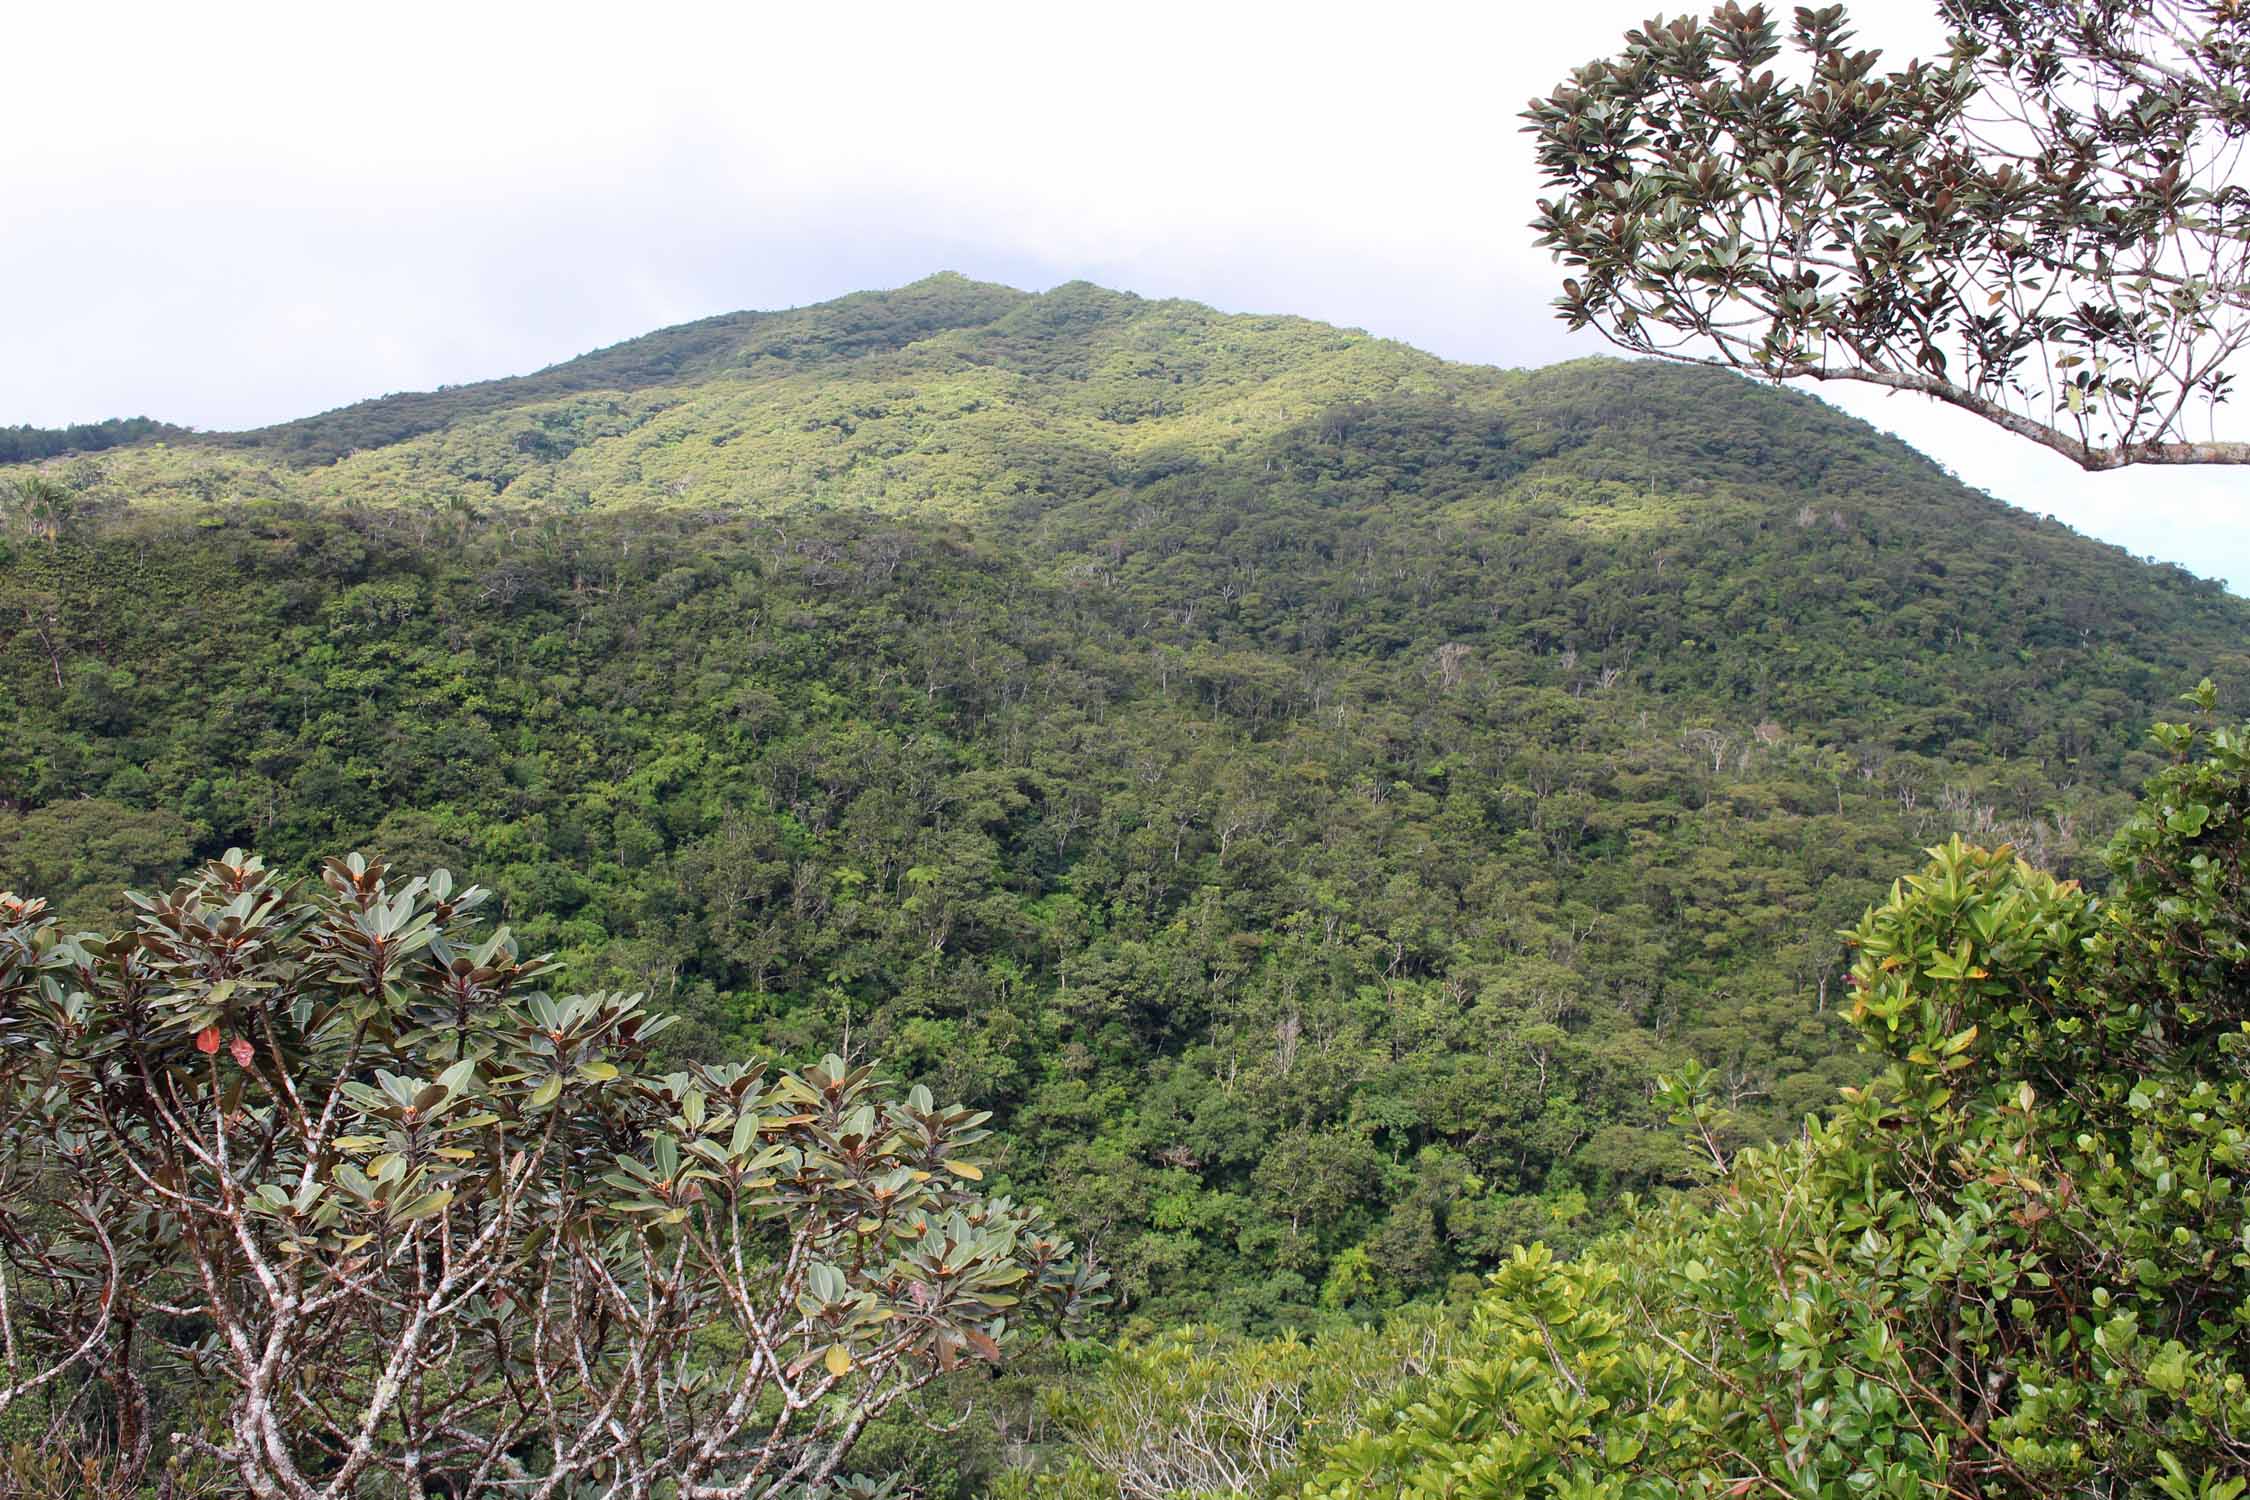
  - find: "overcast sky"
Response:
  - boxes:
[6,0,2242,590]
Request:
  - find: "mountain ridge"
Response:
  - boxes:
[13,273,2211,576]
[7,271,2229,586]
[9,276,2243,763]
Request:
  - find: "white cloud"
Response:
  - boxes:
[3,0,2241,588]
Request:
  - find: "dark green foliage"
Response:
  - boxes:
[0,417,185,464]
[0,799,196,923]
[2,279,2243,1330]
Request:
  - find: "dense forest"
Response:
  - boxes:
[0,416,188,465]
[2,276,2245,1495]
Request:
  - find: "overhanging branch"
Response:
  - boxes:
[1620,339,2250,469]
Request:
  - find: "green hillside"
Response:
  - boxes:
[3,275,2244,1339]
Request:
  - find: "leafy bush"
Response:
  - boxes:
[0,852,1102,1497]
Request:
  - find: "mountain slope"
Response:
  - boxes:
[43,275,2247,763]
[2,277,2245,1326]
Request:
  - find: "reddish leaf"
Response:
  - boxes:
[195,1026,221,1055]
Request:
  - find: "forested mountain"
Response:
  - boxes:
[2,274,2244,1343]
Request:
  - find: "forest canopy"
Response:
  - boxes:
[1,277,2244,1495]
[0,417,186,466]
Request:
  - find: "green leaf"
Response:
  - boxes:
[2166,803,2211,835]
[394,1189,453,1223]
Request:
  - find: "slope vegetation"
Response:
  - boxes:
[2,276,2243,1326]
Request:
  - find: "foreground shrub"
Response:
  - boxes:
[0,851,1102,1498]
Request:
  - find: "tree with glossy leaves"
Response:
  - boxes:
[0,851,1104,1500]
[1524,1,2250,470]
